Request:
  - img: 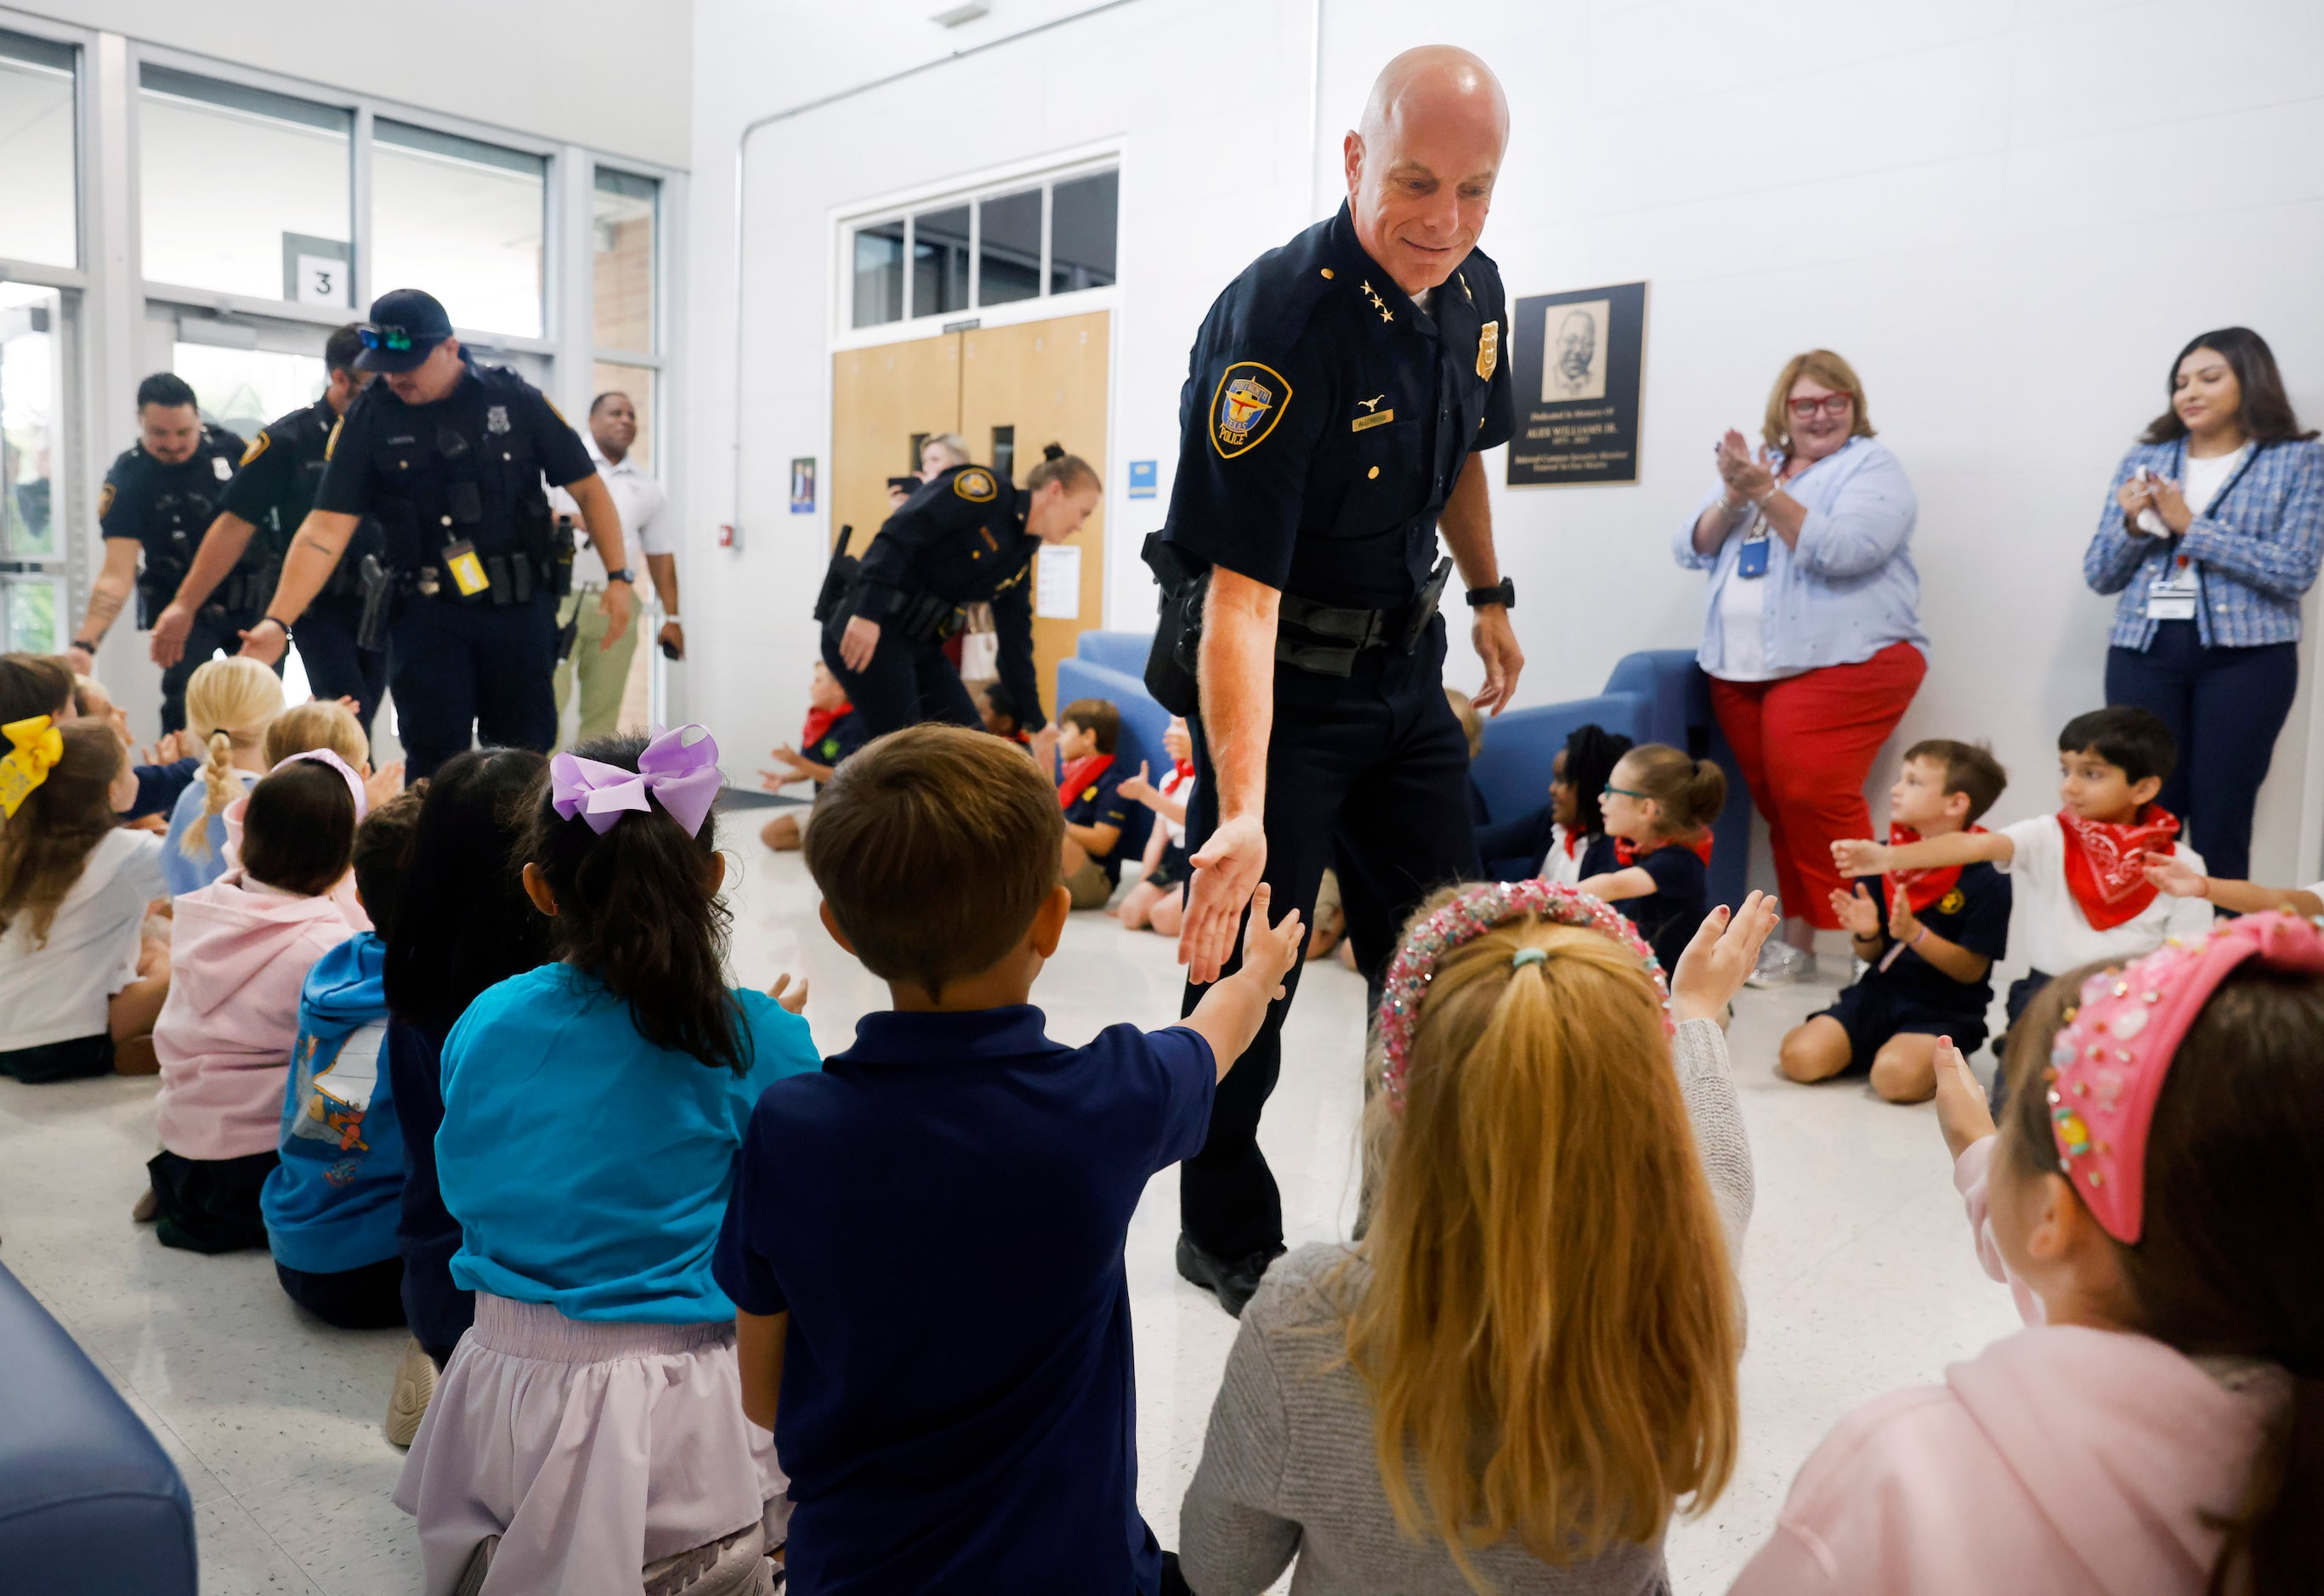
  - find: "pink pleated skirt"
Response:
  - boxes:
[394,1293,787,1596]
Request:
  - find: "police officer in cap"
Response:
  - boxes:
[66,373,254,733]
[1149,46,1524,1315]
[238,289,634,779]
[826,442,1100,738]
[151,325,390,736]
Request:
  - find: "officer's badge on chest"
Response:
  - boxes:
[1211,362,1290,458]
[486,405,511,436]
[1477,318,1499,382]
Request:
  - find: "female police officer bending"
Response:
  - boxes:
[827,444,1098,738]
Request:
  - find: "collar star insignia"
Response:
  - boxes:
[1358,278,1393,322]
[1379,308,1394,322]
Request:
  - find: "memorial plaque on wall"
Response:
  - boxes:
[1506,281,1647,486]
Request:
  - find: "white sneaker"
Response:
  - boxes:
[1744,942,1817,988]
[386,1337,437,1449]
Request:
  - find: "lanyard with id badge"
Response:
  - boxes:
[2138,443,2260,624]
[1737,512,1771,579]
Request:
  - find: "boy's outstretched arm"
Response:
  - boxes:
[1833,829,2013,877]
[2143,852,2324,918]
[1179,884,1304,1080]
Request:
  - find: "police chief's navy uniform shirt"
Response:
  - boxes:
[1159,201,1516,610]
[713,1006,1216,1595]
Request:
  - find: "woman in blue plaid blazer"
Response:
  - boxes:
[2084,326,2323,881]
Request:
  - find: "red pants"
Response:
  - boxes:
[1709,641,1926,931]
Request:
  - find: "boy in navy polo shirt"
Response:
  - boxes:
[1054,696,1134,909]
[714,723,1302,1595]
[1778,739,2011,1104]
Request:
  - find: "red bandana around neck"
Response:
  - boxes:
[1615,831,1715,868]
[1885,823,1987,913]
[800,702,854,750]
[1057,752,1115,810]
[2056,805,2179,930]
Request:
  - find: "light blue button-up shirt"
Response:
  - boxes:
[1670,435,1927,678]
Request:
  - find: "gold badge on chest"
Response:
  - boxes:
[1477,318,1499,382]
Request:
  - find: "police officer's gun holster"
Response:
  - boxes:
[1141,532,1206,716]
[1273,557,1454,679]
[813,526,859,625]
[356,554,397,653]
[894,591,965,647]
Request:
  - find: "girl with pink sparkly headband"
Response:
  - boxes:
[1733,912,2324,1595]
[1178,881,1777,1594]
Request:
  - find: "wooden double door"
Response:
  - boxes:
[830,309,1108,713]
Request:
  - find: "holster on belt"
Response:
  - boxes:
[894,590,964,646]
[1273,557,1453,678]
[1140,532,1205,716]
[813,526,858,625]
[356,555,397,653]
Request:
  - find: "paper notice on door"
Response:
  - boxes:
[1036,545,1082,620]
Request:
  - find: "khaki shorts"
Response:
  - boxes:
[1065,857,1114,910]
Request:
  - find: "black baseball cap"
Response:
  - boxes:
[355,289,455,372]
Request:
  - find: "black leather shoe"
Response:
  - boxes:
[1175,1233,1284,1318]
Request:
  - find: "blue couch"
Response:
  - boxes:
[1051,635,1754,909]
[0,1261,196,1595]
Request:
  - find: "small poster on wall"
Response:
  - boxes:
[1505,281,1647,487]
[789,458,816,514]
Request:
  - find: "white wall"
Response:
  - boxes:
[21,0,692,163]
[687,0,2324,884]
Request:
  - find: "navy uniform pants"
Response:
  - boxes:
[158,603,270,735]
[388,588,559,782]
[1180,617,1479,1261]
[2104,620,2298,884]
[298,591,388,742]
[821,611,978,738]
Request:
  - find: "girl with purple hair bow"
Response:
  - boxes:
[394,726,820,1596]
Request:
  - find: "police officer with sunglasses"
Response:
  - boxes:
[237,289,634,779]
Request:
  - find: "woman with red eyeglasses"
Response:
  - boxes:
[1672,349,1926,987]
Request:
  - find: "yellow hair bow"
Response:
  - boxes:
[0,715,64,818]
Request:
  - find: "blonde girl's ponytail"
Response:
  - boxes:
[179,657,286,859]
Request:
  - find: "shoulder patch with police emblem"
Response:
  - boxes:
[953,468,997,503]
[98,482,116,519]
[1477,318,1499,382]
[240,432,271,467]
[324,418,343,461]
[1211,361,1292,459]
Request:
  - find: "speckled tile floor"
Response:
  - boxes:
[0,840,2021,1593]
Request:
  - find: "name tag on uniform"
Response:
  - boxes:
[1351,409,1394,433]
[2147,557,2197,620]
[443,538,490,598]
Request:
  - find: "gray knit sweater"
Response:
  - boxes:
[1176,1018,1752,1596]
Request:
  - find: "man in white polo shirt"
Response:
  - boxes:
[548,390,677,743]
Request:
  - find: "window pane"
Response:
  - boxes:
[912,206,970,319]
[139,66,351,304]
[373,119,544,337]
[592,167,656,354]
[0,31,77,269]
[171,341,326,444]
[589,362,655,475]
[977,189,1040,307]
[3,576,60,654]
[852,221,904,328]
[1050,171,1117,294]
[1,285,63,558]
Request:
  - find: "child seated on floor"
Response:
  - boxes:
[1114,715,1195,936]
[1477,722,1632,883]
[978,679,1033,746]
[148,753,367,1253]
[0,718,172,1083]
[1731,914,2324,1593]
[2,652,192,823]
[1834,707,2213,1108]
[261,786,425,1331]
[1054,697,1133,909]
[395,726,819,1596]
[716,723,1301,1594]
[1579,743,1725,977]
[164,657,286,895]
[760,659,867,852]
[1780,739,2011,1103]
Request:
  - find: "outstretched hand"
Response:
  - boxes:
[1117,761,1157,804]
[1831,836,1889,877]
[1234,882,1304,1001]
[2140,850,2207,899]
[1931,1036,1996,1163]
[1179,812,1267,984]
[1669,890,1780,1024]
[768,973,809,1015]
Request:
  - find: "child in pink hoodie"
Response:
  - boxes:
[149,751,367,1254]
[1731,915,2324,1596]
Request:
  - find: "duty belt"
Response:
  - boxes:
[1274,557,1454,677]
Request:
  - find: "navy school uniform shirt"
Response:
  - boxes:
[1063,760,1133,869]
[1854,862,2011,1015]
[1620,842,1709,977]
[713,1006,1218,1596]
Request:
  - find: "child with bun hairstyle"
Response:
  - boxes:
[1579,743,1727,976]
[0,718,170,1082]
[395,726,820,1596]
[1180,881,1777,1593]
[1732,915,2324,1595]
[162,657,285,894]
[149,753,368,1252]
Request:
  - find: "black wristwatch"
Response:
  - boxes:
[1465,577,1516,610]
[605,567,637,586]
